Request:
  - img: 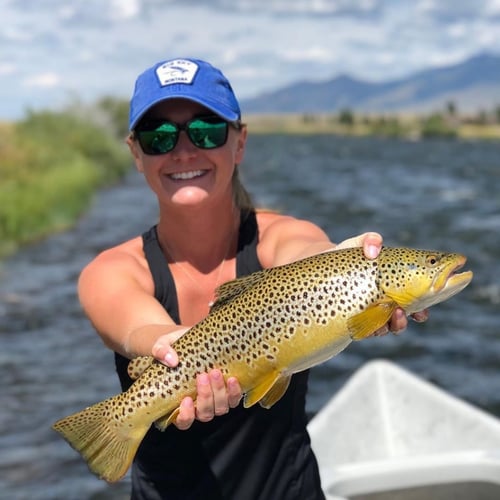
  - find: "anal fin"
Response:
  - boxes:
[243,371,289,409]
[259,375,292,409]
[154,408,180,432]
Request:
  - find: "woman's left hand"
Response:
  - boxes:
[174,371,242,430]
[153,334,243,430]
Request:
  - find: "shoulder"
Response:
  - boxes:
[255,210,331,268]
[79,235,153,295]
[256,210,319,236]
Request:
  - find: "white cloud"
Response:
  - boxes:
[23,72,61,89]
[0,0,499,118]
[209,0,380,15]
[281,46,337,63]
[446,23,468,39]
[3,26,34,43]
[110,0,142,20]
[484,0,500,15]
[0,63,17,76]
[57,5,77,21]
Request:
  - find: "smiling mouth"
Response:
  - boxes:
[169,170,207,181]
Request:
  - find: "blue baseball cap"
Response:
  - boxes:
[129,57,241,130]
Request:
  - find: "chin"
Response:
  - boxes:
[170,186,211,206]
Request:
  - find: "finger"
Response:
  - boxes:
[227,377,243,408]
[371,325,389,336]
[411,309,429,323]
[362,232,383,259]
[388,308,407,334]
[194,373,215,422]
[335,235,365,251]
[152,342,179,367]
[335,232,383,259]
[152,329,189,366]
[209,369,230,416]
[174,397,195,430]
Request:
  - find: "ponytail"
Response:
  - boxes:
[232,165,254,212]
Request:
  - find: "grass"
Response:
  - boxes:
[0,107,130,257]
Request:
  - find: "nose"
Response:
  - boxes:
[170,130,197,159]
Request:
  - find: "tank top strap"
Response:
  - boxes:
[142,225,180,324]
[236,209,262,277]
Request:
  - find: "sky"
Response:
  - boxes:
[1,0,500,120]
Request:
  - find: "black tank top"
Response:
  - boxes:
[114,211,325,500]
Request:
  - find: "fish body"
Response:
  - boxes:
[53,247,472,482]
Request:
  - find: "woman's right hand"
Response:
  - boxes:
[152,333,243,430]
[152,329,187,367]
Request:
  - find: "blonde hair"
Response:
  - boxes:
[232,165,254,212]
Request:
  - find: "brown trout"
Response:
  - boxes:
[53,247,472,482]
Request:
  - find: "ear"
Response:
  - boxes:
[126,136,144,173]
[235,125,247,164]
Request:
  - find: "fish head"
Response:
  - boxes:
[378,248,473,314]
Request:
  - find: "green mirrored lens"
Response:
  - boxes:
[136,116,230,155]
[138,122,178,154]
[187,118,228,149]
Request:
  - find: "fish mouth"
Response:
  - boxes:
[432,255,473,296]
[403,253,473,314]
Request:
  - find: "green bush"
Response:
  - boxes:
[0,107,130,256]
[367,116,408,138]
[420,113,457,139]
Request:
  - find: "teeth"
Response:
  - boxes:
[170,170,205,180]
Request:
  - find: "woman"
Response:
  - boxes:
[78,57,427,499]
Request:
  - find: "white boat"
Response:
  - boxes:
[308,359,500,500]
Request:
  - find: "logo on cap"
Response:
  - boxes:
[156,59,199,86]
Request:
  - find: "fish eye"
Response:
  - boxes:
[426,255,439,266]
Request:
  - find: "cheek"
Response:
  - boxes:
[218,147,239,176]
[127,140,145,172]
[137,157,165,184]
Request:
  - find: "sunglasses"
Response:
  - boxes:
[135,115,236,155]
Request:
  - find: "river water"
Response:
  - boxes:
[1,135,499,499]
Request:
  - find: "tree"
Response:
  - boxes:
[338,108,354,126]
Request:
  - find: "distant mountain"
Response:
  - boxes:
[240,53,500,114]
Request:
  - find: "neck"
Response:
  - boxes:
[156,201,240,271]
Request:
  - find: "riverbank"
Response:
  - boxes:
[0,105,130,258]
[244,112,500,140]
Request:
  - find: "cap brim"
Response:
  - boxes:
[130,94,239,130]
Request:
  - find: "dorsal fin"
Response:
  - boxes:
[210,269,268,309]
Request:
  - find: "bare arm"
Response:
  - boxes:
[78,245,184,359]
[257,213,428,333]
[78,241,241,429]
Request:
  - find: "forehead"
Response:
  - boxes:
[144,98,212,121]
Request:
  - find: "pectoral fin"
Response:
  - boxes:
[348,300,397,340]
[243,371,288,408]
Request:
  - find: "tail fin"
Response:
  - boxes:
[52,395,149,482]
